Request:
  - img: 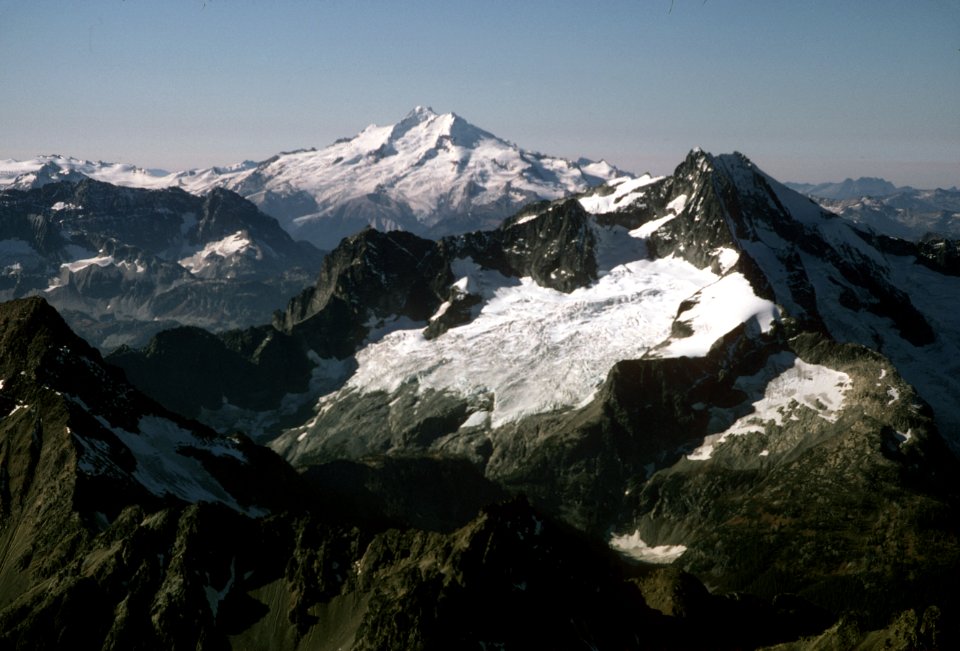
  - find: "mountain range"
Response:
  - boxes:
[783,177,960,241]
[816,189,960,241]
[0,107,623,250]
[103,148,960,646]
[785,177,906,200]
[4,113,956,256]
[2,291,852,648]
[0,179,323,349]
[1,114,960,648]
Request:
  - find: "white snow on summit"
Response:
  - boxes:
[217,106,624,244]
[0,106,626,248]
[0,108,625,248]
[0,155,180,190]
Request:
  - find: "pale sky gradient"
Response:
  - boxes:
[1,0,958,188]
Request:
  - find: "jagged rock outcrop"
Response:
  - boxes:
[274,228,451,357]
[452,198,599,292]
[108,325,312,420]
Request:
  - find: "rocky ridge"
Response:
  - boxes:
[817,187,960,241]
[0,179,322,348]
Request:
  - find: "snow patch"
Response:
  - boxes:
[430,301,452,322]
[513,211,542,226]
[205,558,236,618]
[92,415,265,516]
[578,174,661,214]
[656,273,780,358]
[688,353,853,461]
[629,213,677,239]
[609,530,687,564]
[665,193,688,215]
[459,410,490,429]
[8,403,29,417]
[62,254,115,273]
[886,386,900,405]
[713,247,740,273]
[893,429,913,445]
[179,231,254,273]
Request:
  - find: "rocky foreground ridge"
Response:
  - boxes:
[0,296,874,650]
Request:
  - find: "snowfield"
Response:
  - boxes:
[309,218,779,429]
[73,410,266,517]
[577,174,661,214]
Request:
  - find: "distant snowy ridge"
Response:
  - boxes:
[0,107,626,248]
[785,177,903,200]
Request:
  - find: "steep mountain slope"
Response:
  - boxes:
[270,149,960,459]
[216,106,623,248]
[2,296,843,650]
[0,179,322,348]
[0,297,299,636]
[1,107,623,249]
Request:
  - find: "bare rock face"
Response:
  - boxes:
[274,228,452,357]
[453,198,599,293]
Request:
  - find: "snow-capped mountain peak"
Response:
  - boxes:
[1,108,626,249]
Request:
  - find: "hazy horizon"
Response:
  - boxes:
[2,0,958,188]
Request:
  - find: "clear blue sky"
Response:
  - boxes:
[1,0,958,187]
